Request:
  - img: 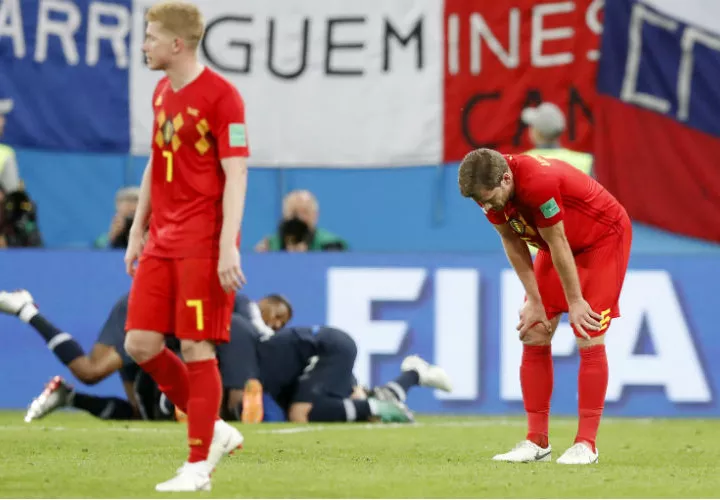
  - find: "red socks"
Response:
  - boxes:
[139,350,223,464]
[139,348,189,413]
[520,343,608,453]
[186,359,223,463]
[520,344,553,448]
[576,344,609,453]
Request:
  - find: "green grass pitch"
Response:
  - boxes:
[0,412,718,498]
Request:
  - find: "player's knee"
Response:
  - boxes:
[520,324,553,346]
[336,332,357,362]
[124,330,164,363]
[576,333,605,350]
[180,339,216,362]
[322,329,357,361]
[288,403,311,423]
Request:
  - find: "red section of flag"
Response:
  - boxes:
[594,94,720,243]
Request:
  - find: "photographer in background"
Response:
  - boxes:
[256,190,347,252]
[0,98,21,194]
[95,186,139,249]
[0,98,42,249]
[0,186,43,248]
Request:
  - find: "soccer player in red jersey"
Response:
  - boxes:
[122,1,249,491]
[458,149,632,465]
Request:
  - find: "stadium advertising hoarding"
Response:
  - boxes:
[0,250,716,417]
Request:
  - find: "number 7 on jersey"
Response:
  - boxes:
[162,150,173,182]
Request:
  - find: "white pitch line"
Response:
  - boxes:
[0,417,658,435]
[0,420,523,435]
[260,419,526,434]
[0,425,180,434]
[258,417,658,435]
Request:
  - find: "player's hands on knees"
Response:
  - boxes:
[568,298,602,340]
[124,229,146,277]
[517,297,552,339]
[218,244,247,292]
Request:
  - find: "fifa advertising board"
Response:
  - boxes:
[0,251,717,417]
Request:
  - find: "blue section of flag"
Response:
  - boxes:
[0,0,131,152]
[597,0,720,138]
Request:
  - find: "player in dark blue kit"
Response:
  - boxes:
[218,316,452,424]
[0,289,291,422]
[1,289,450,424]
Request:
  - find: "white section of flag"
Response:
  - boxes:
[130,0,443,167]
[641,0,720,35]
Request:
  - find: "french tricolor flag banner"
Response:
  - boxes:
[594,0,720,243]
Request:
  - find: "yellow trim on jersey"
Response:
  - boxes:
[599,308,612,331]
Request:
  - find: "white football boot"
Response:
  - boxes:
[155,461,212,492]
[401,355,453,393]
[492,440,552,463]
[556,443,599,465]
[206,419,244,472]
[0,289,34,316]
[25,376,73,422]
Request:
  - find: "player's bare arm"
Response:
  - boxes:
[494,224,551,337]
[68,343,124,385]
[226,388,244,416]
[494,223,540,298]
[218,156,248,292]
[537,221,602,339]
[125,157,153,276]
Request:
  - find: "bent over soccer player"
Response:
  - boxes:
[458,149,632,465]
[123,2,250,491]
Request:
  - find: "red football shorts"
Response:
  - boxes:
[534,220,632,338]
[125,255,235,343]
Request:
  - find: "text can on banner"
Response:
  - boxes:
[130,0,444,167]
[443,0,602,161]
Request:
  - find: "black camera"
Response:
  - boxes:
[2,190,42,247]
[278,217,312,249]
[110,216,135,249]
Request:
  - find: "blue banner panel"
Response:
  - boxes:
[0,0,131,152]
[0,250,717,417]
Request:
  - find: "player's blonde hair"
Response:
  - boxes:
[146,1,205,49]
[457,148,509,197]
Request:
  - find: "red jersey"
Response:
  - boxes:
[484,154,628,252]
[143,67,249,259]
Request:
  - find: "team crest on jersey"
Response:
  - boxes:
[508,218,525,235]
[162,120,175,144]
[155,111,185,152]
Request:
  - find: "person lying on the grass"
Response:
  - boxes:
[212,314,452,424]
[1,290,452,424]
